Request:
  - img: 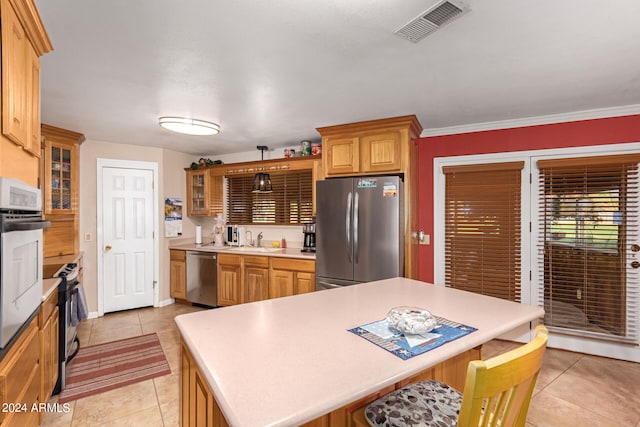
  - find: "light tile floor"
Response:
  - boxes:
[41,304,640,427]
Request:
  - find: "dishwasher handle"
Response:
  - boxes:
[187,251,217,260]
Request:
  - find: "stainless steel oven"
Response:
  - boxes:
[50,262,81,394]
[0,177,49,350]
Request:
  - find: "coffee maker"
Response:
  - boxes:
[301,218,316,253]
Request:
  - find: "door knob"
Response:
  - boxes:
[632,261,640,269]
[105,245,112,251]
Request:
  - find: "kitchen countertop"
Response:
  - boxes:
[175,277,544,427]
[169,242,316,259]
[42,277,61,301]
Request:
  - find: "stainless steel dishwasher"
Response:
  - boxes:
[186,251,218,307]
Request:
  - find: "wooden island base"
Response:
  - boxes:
[180,339,481,427]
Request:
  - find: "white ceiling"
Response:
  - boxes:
[35,0,640,156]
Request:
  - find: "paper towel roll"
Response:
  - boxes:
[195,225,202,244]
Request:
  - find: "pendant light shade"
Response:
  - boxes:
[252,172,273,193]
[252,146,273,193]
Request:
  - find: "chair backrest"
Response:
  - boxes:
[457,325,549,427]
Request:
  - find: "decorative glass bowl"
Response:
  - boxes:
[386,306,437,335]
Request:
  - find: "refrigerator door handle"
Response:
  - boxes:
[346,192,352,263]
[354,191,360,263]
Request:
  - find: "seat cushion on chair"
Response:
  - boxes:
[365,380,462,427]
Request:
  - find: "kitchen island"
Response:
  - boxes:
[175,277,544,427]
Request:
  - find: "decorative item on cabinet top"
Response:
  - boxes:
[190,158,223,170]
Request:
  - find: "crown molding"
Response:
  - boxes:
[421,104,640,138]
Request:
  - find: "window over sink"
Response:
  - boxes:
[227,170,313,225]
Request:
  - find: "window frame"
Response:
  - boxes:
[226,169,314,225]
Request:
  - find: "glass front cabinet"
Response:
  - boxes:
[40,124,85,257]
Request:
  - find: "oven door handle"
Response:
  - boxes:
[4,220,50,232]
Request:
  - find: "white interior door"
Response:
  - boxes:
[101,166,155,313]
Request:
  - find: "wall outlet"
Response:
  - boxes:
[84,233,92,241]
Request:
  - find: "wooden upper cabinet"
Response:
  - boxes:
[360,131,401,173]
[186,169,209,216]
[41,125,84,215]
[185,169,224,217]
[41,124,85,258]
[1,0,52,156]
[324,136,360,175]
[28,48,41,157]
[317,117,415,177]
[323,132,401,176]
[2,0,30,148]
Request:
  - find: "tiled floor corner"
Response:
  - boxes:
[42,304,640,427]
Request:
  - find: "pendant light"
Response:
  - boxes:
[252,146,272,193]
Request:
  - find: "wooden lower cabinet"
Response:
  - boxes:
[0,317,40,427]
[170,249,187,300]
[181,340,229,427]
[269,257,316,299]
[179,343,481,427]
[244,256,269,303]
[217,254,243,306]
[39,290,59,416]
[216,254,315,306]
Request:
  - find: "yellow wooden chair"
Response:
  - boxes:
[361,325,549,427]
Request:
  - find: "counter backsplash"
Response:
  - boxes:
[188,218,304,248]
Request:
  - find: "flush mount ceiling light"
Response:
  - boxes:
[158,117,220,136]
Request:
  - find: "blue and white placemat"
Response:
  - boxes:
[348,316,477,360]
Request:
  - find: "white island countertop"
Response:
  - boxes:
[175,277,544,427]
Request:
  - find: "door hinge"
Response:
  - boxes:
[153,281,157,289]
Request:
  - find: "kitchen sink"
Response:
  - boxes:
[225,246,283,253]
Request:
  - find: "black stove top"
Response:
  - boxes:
[44,263,79,282]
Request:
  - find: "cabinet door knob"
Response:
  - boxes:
[105,245,112,251]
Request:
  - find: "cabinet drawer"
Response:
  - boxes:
[218,253,242,266]
[170,249,186,262]
[270,257,315,273]
[38,290,58,328]
[244,255,269,268]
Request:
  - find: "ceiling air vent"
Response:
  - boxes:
[394,0,468,43]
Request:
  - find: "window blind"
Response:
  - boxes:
[538,154,640,343]
[226,170,313,225]
[443,161,524,302]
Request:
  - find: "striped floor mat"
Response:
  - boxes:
[58,333,171,403]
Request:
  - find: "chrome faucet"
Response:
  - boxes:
[257,232,263,247]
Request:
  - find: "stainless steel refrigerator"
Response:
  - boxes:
[315,176,404,290]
